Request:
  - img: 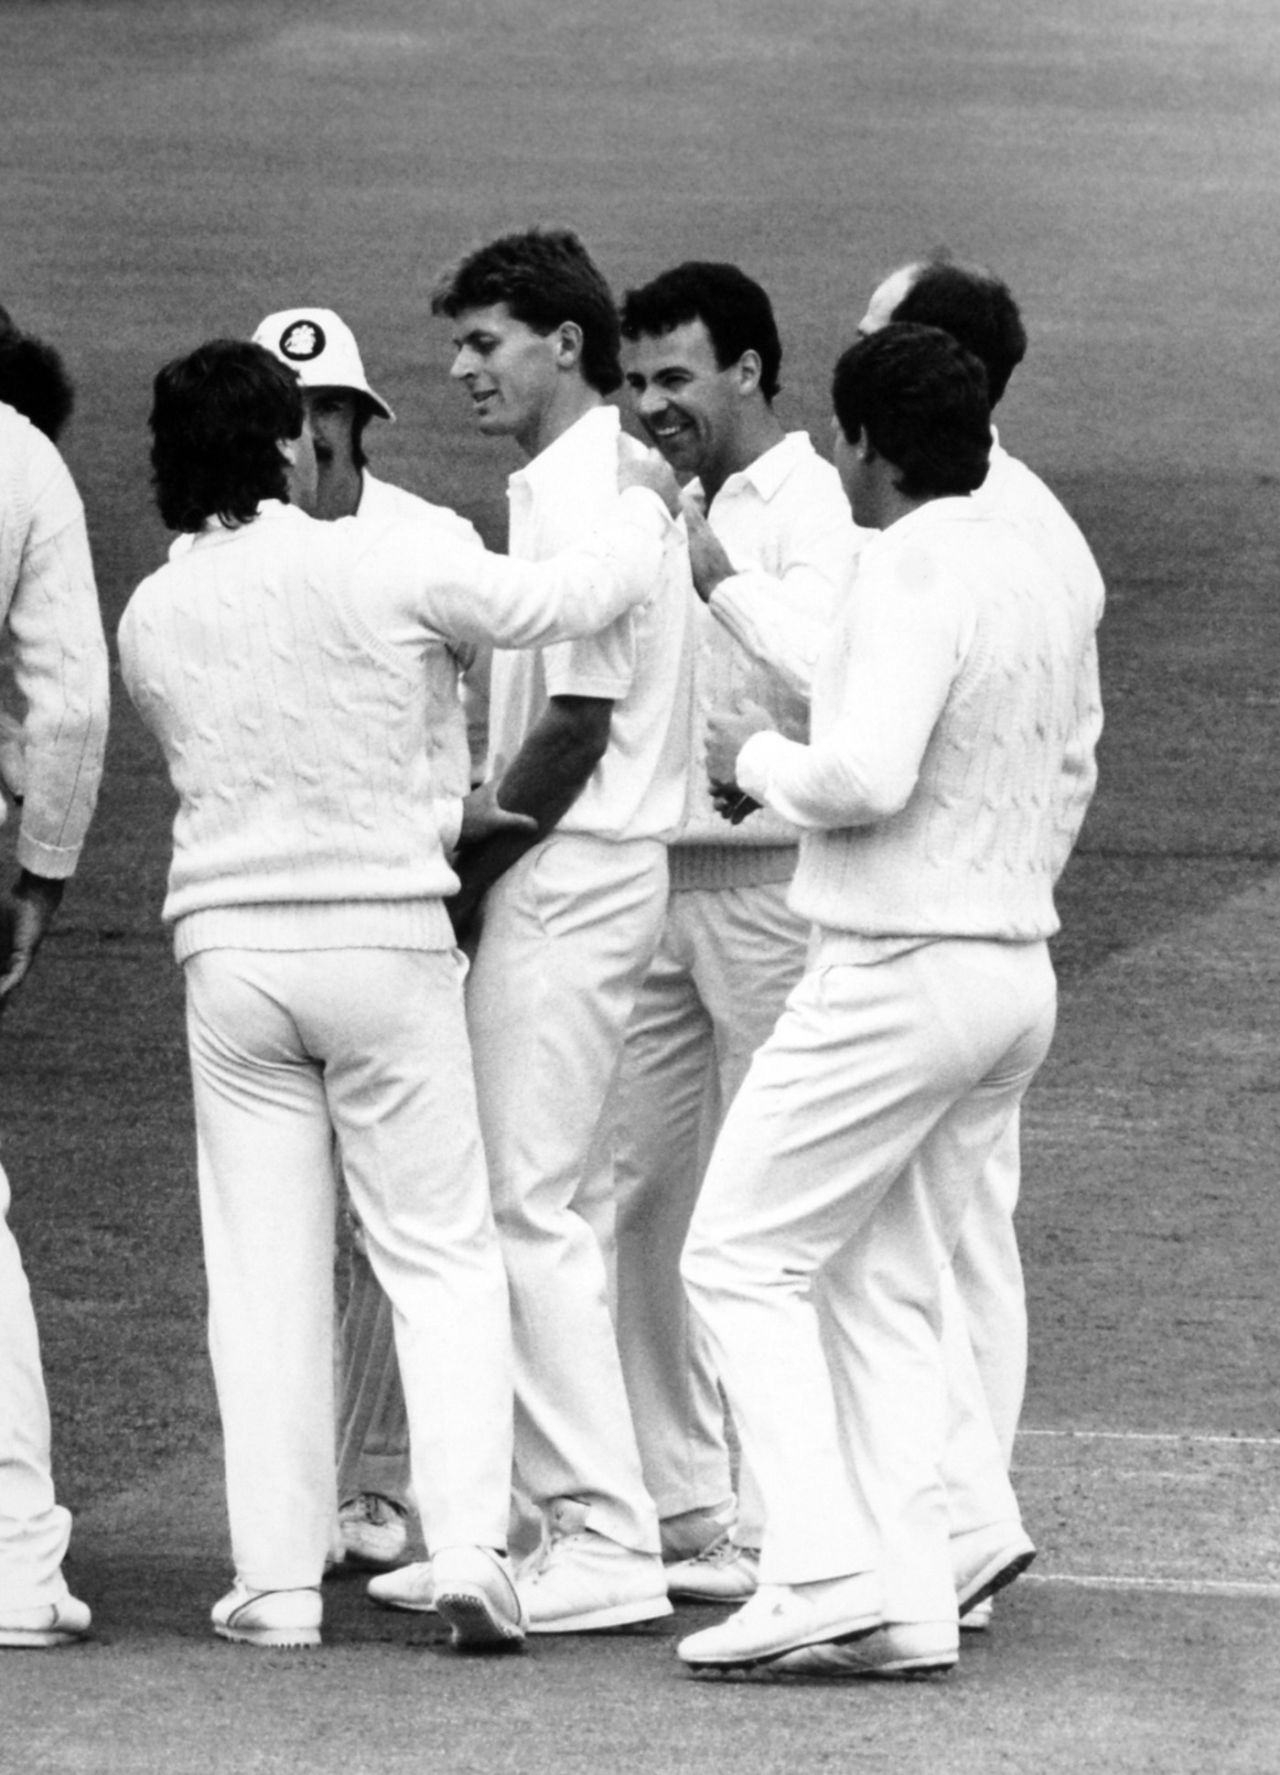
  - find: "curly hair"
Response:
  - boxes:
[832,324,990,500]
[150,339,303,533]
[619,261,782,401]
[430,227,622,395]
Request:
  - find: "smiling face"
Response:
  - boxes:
[447,302,564,456]
[621,318,752,485]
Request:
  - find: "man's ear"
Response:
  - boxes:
[553,321,585,370]
[277,435,298,466]
[857,427,876,463]
[736,350,763,396]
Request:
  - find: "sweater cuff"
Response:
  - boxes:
[736,729,792,807]
[17,833,83,880]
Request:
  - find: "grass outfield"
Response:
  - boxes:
[3,2,1280,1769]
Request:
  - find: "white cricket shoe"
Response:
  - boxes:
[767,1620,958,1679]
[960,1596,994,1632]
[432,1546,526,1650]
[367,1560,436,1613]
[517,1499,672,1633]
[338,1493,410,1569]
[659,1500,737,1562]
[952,1521,1035,1615]
[211,1582,321,1648]
[677,1572,882,1672]
[0,1593,91,1648]
[666,1533,761,1601]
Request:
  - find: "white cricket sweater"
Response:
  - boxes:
[119,492,669,959]
[0,404,109,877]
[735,497,1102,942]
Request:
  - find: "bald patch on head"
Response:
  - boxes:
[856,264,922,338]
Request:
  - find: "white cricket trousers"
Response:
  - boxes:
[949,1110,1025,1465]
[613,878,807,1536]
[466,832,667,1556]
[0,1161,73,1609]
[184,946,514,1591]
[335,1230,409,1509]
[683,935,1057,1623]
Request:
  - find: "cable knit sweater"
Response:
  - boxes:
[118,492,669,959]
[0,403,109,877]
[735,497,1101,942]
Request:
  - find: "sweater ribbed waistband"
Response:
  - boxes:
[173,898,456,962]
[668,844,797,892]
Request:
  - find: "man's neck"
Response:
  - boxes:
[523,380,605,461]
[701,405,786,504]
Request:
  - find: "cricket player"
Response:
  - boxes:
[854,257,1106,1504]
[253,305,481,1573]
[0,376,110,1648]
[612,261,863,1595]
[676,324,1101,1679]
[402,227,692,1634]
[118,336,679,1651]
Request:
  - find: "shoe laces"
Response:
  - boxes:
[687,1531,759,1567]
[347,1492,404,1527]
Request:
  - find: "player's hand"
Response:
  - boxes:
[458,782,538,847]
[0,871,64,1011]
[707,700,773,788]
[618,449,681,518]
[682,501,738,603]
[709,781,761,826]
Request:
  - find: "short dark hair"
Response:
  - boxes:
[150,339,303,533]
[889,257,1026,407]
[831,324,990,500]
[430,227,622,395]
[0,331,75,442]
[618,262,782,401]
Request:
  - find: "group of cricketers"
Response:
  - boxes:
[0,229,1103,1682]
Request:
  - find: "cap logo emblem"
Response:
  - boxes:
[280,320,325,361]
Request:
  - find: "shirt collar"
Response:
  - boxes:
[509,405,620,494]
[716,430,814,505]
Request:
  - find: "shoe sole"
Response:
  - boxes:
[525,1595,674,1634]
[680,1614,881,1672]
[214,1624,321,1648]
[0,1628,89,1648]
[667,1580,759,1602]
[435,1588,525,1650]
[342,1545,408,1570]
[957,1547,1035,1615]
[763,1648,957,1681]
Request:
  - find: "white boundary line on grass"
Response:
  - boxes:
[1019,1429,1280,1448]
[1025,1573,1280,1599]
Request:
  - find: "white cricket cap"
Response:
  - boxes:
[252,307,395,422]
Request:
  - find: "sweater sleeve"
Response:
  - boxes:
[360,488,674,653]
[4,440,109,877]
[735,539,969,831]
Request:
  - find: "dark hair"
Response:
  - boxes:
[890,257,1026,407]
[831,324,991,500]
[430,227,622,395]
[619,262,782,401]
[0,332,76,442]
[150,339,303,532]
